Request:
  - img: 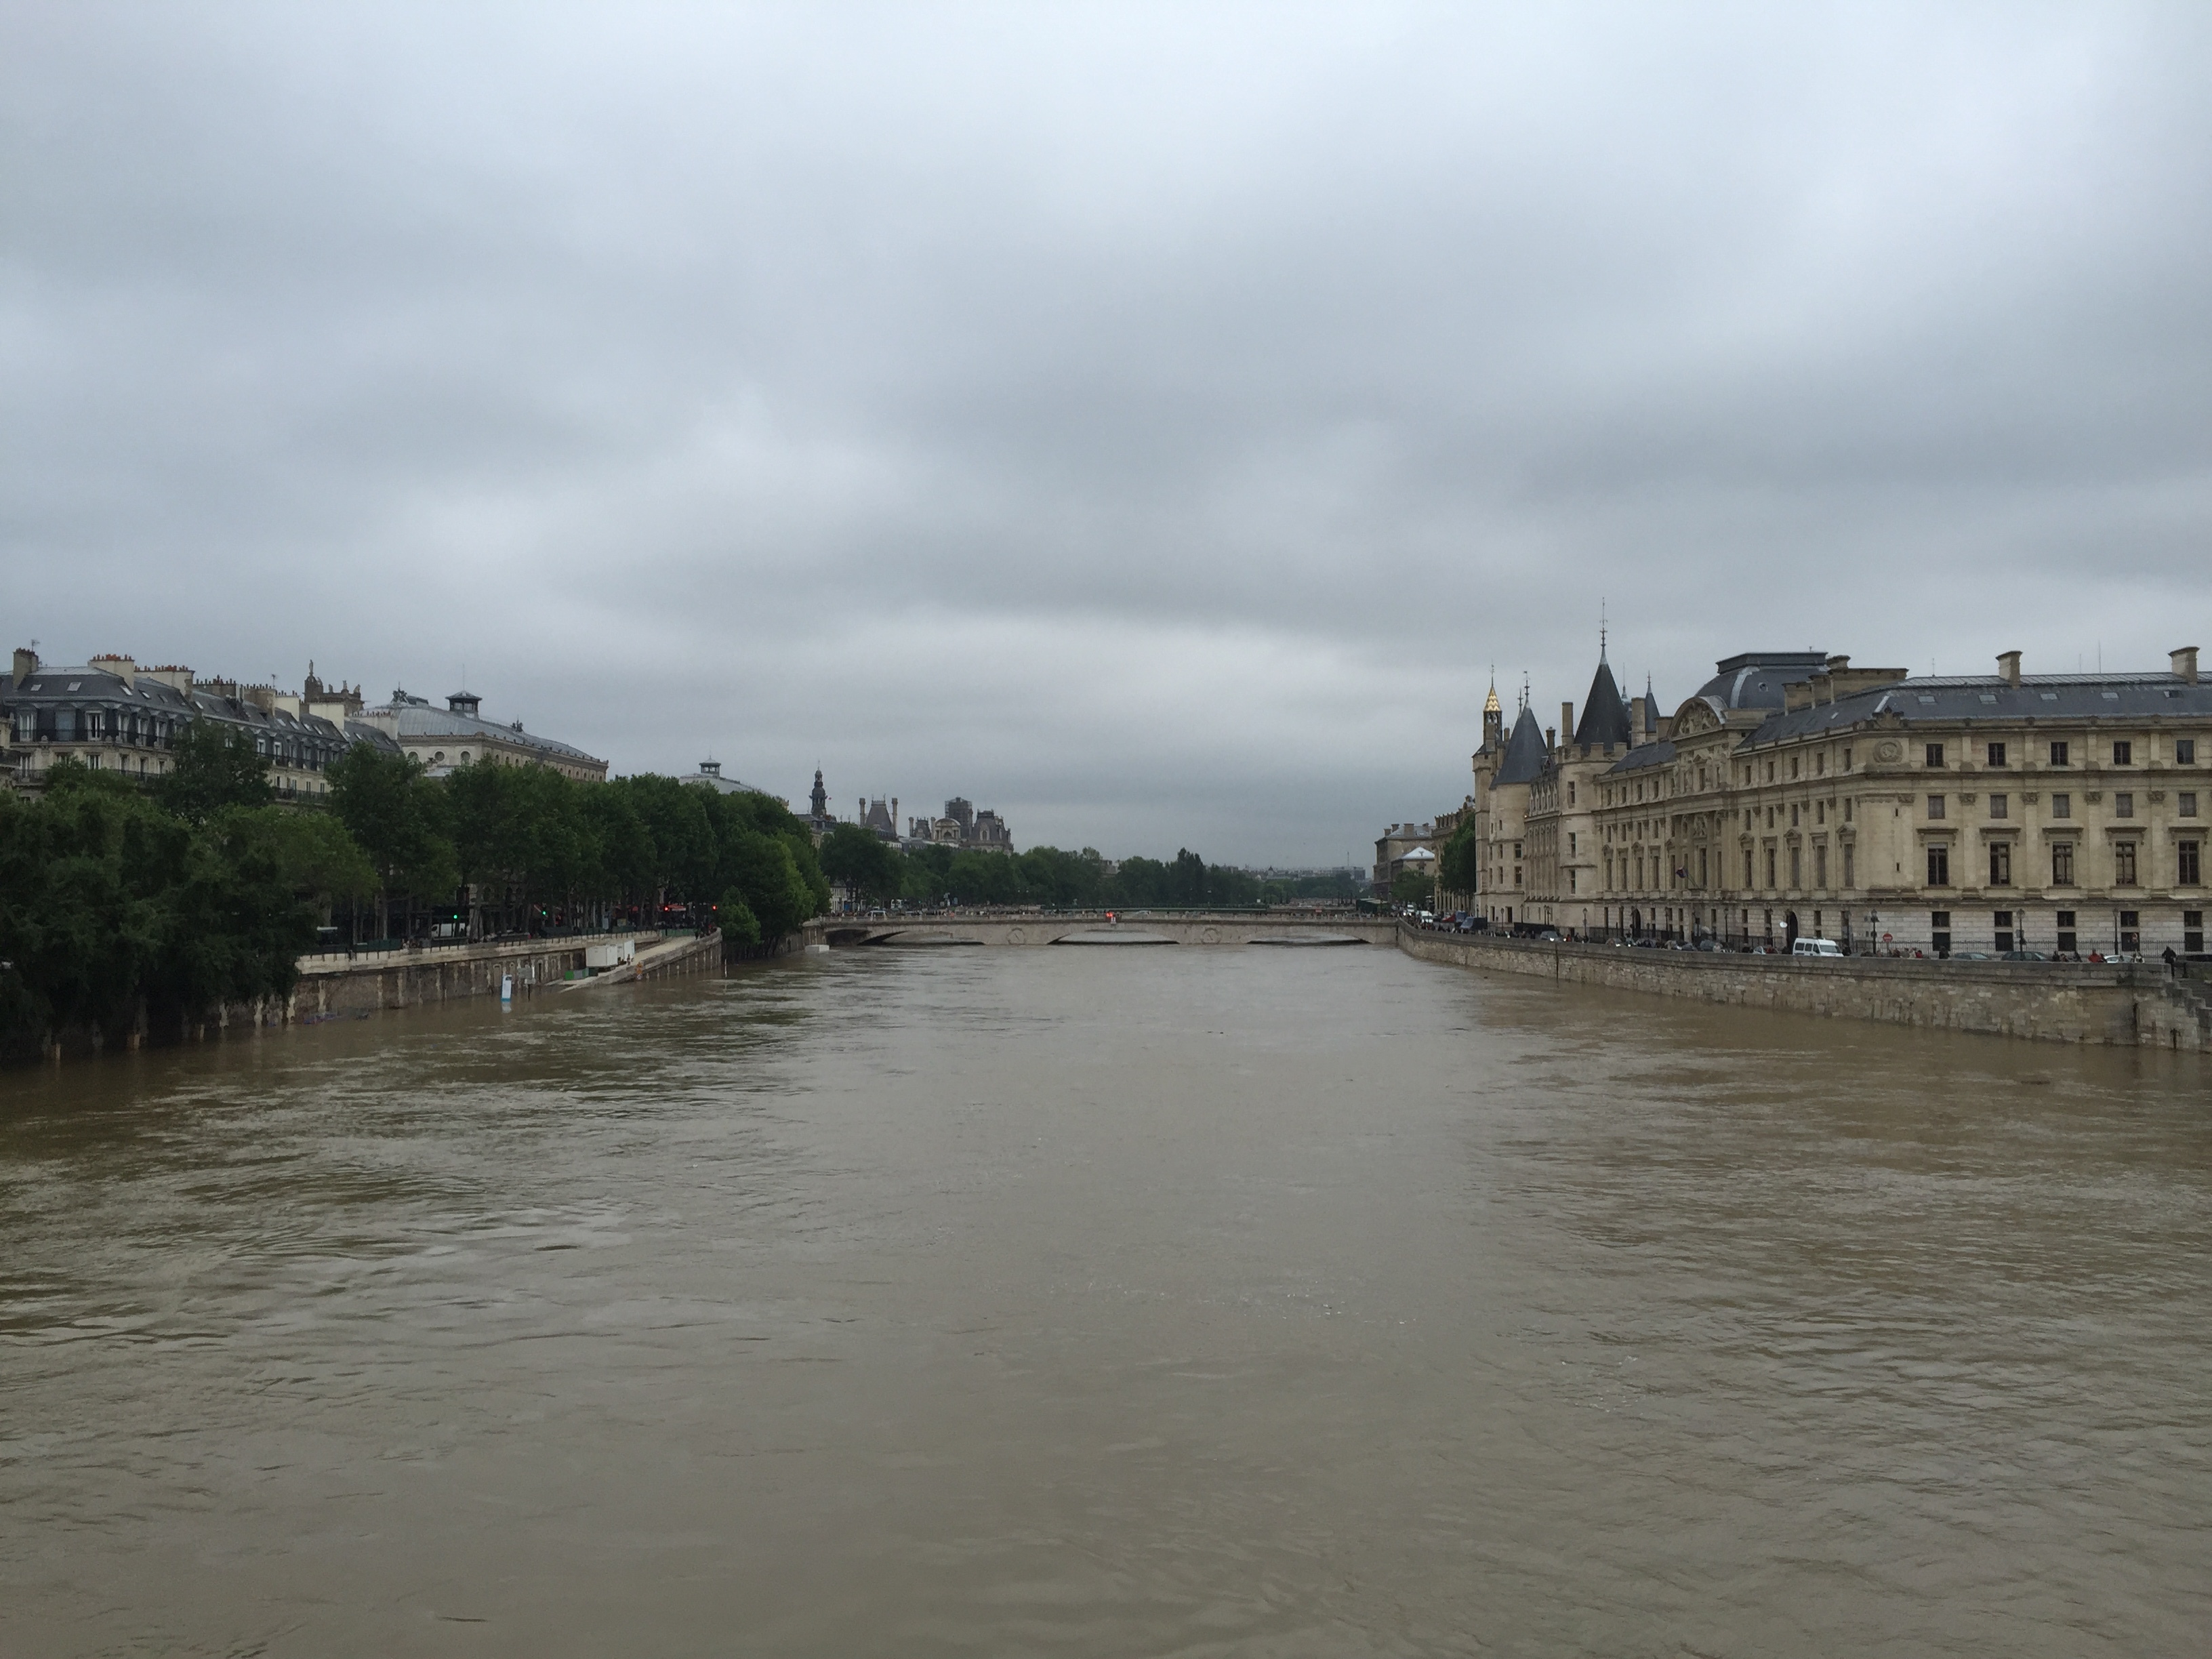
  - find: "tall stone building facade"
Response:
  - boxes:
[1479,643,2209,957]
[1470,657,1665,932]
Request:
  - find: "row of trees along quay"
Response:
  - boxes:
[0,727,1355,1062]
[0,726,833,1062]
[811,827,1364,911]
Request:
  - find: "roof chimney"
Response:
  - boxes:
[1561,702,1574,750]
[12,647,36,687]
[1996,649,2022,687]
[2173,645,2199,686]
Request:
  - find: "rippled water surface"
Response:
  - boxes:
[2,947,2207,1656]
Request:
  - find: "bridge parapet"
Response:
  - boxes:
[802,911,1392,949]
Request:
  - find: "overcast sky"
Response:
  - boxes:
[5,3,2208,863]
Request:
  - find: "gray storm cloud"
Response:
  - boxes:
[4,2,2208,861]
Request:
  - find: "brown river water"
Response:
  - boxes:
[1,946,2207,1656]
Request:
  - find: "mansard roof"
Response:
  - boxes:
[1572,658,1633,748]
[1743,672,2212,747]
[1494,705,1550,785]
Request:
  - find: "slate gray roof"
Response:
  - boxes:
[345,720,404,756]
[1494,705,1551,785]
[1606,739,1676,776]
[9,666,194,718]
[1689,651,1828,714]
[1745,672,2212,747]
[1572,658,1633,748]
[373,691,603,765]
[5,664,350,761]
[678,762,779,799]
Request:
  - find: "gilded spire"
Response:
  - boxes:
[1483,667,1500,716]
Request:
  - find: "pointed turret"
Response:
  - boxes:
[1481,671,1503,752]
[1494,705,1549,785]
[1572,656,1633,749]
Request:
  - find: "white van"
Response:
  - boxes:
[1790,937,1844,958]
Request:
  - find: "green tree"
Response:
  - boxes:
[0,769,170,1053]
[1013,846,1105,907]
[900,842,955,905]
[818,823,903,905]
[945,848,1023,905]
[721,830,815,942]
[582,783,655,916]
[329,745,453,941]
[1389,866,1436,909]
[155,720,273,823]
[1106,855,1168,907]
[216,805,376,919]
[1438,820,1479,903]
[0,763,317,1059]
[716,886,762,950]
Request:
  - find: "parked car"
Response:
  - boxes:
[1790,937,1845,958]
[1534,929,1562,943]
[2001,949,2049,961]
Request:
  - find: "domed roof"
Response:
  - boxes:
[1691,651,1829,712]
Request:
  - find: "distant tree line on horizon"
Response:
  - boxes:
[814,825,1361,911]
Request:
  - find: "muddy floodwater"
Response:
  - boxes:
[2,947,2207,1656]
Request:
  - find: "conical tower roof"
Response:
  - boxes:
[1483,676,1501,716]
[1641,674,1662,732]
[1572,657,1633,748]
[1494,705,1549,785]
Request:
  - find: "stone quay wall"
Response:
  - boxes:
[289,933,665,1021]
[638,930,723,980]
[1397,925,2209,1054]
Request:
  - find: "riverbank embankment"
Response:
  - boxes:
[289,931,674,1023]
[1397,924,2210,1054]
[557,928,724,991]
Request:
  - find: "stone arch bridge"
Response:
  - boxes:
[804,912,1393,949]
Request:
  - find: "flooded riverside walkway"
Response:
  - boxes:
[2,949,2207,1656]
